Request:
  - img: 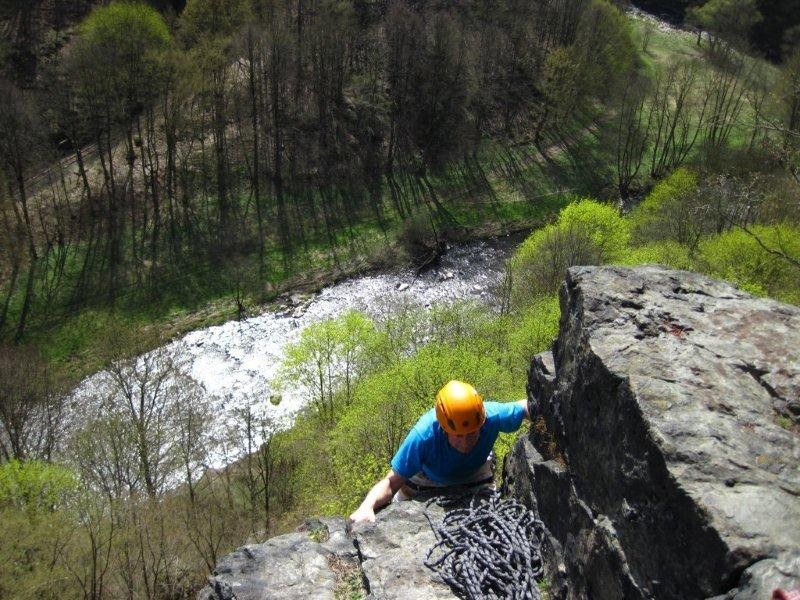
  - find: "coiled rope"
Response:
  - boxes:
[423,489,546,600]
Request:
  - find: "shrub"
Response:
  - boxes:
[629,168,701,248]
[696,224,800,303]
[503,295,561,376]
[0,460,78,517]
[615,240,694,270]
[510,199,629,304]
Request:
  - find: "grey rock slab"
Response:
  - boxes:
[353,501,457,600]
[198,502,460,600]
[725,552,800,599]
[319,517,359,558]
[199,532,338,600]
[504,436,643,600]
[561,267,800,555]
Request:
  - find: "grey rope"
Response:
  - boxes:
[423,488,545,600]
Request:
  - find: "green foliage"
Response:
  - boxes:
[510,199,629,303]
[181,0,249,43]
[617,240,694,270]
[328,342,519,511]
[280,311,379,419]
[7,5,800,594]
[574,0,638,100]
[695,224,800,302]
[271,298,558,517]
[0,460,78,517]
[0,507,73,600]
[777,45,800,137]
[686,0,763,47]
[629,168,701,248]
[0,461,79,597]
[79,2,171,48]
[542,47,583,122]
[73,1,172,124]
[501,295,561,376]
[541,0,637,121]
[559,201,631,256]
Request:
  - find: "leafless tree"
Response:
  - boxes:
[649,58,708,179]
[0,343,64,461]
[616,72,652,203]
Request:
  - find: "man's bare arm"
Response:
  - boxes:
[518,398,534,419]
[349,470,406,523]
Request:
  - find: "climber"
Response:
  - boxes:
[349,380,534,523]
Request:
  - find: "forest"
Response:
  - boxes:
[1,0,799,597]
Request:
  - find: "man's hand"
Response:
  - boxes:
[527,395,540,419]
[348,470,405,524]
[349,505,376,524]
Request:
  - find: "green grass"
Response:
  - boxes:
[631,14,703,70]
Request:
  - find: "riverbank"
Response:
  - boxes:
[43,217,540,383]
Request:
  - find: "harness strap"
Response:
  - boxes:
[405,474,495,493]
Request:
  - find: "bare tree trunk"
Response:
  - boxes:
[0,186,22,335]
[247,27,266,275]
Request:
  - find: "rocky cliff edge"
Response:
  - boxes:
[506,265,799,599]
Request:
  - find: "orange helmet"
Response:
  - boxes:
[435,380,485,435]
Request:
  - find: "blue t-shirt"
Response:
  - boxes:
[390,401,525,484]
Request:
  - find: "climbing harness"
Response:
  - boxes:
[424,488,546,600]
[404,474,495,493]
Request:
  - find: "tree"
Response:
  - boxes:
[648,58,708,179]
[411,12,472,172]
[0,79,43,341]
[73,344,208,500]
[182,0,248,249]
[533,0,636,153]
[66,2,172,301]
[0,344,64,462]
[701,49,752,160]
[0,176,22,335]
[572,0,637,103]
[778,45,800,148]
[280,311,377,421]
[751,0,800,61]
[616,72,652,203]
[687,0,763,54]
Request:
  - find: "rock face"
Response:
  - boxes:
[506,265,800,600]
[197,517,357,600]
[198,503,457,600]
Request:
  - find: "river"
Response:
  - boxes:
[68,235,521,469]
